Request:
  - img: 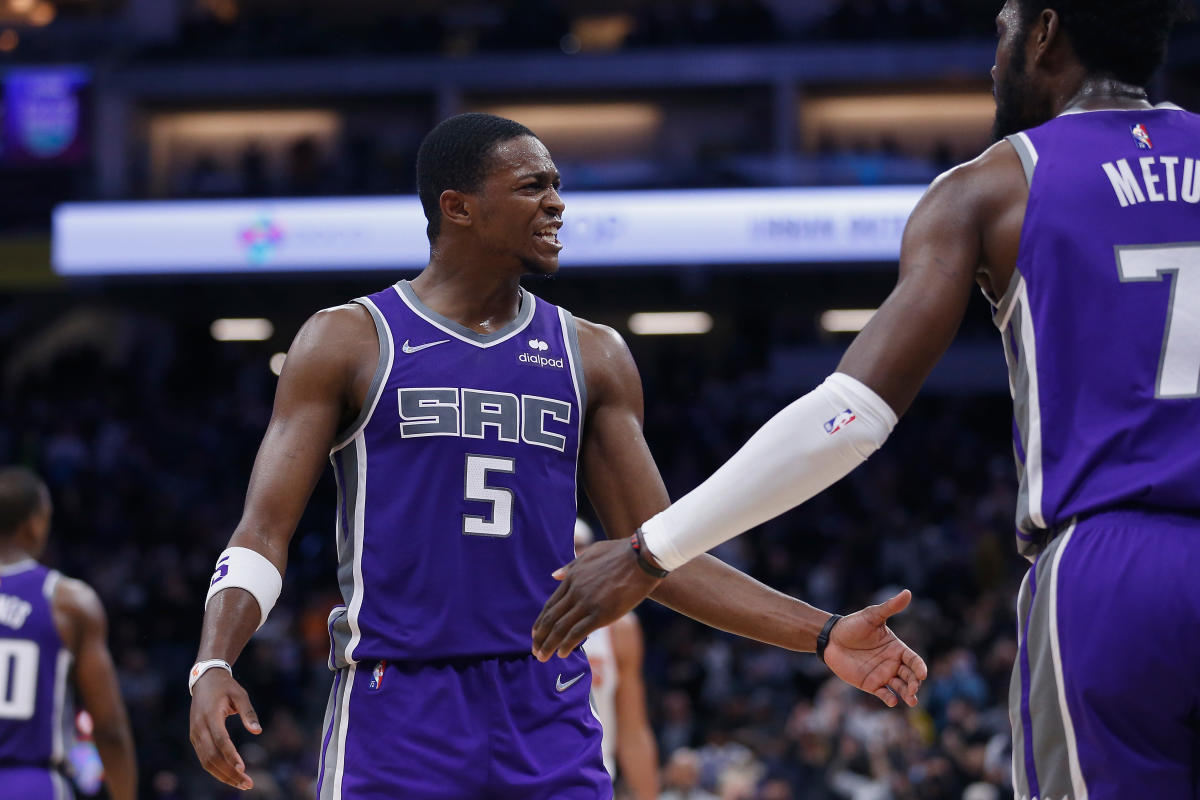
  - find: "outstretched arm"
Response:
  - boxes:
[532,321,926,706]
[56,578,137,800]
[189,304,376,791]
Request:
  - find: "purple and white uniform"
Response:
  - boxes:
[0,560,75,800]
[997,105,1200,799]
[315,281,609,799]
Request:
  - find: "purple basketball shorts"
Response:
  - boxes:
[315,648,611,799]
[1010,509,1200,799]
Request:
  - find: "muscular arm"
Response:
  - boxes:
[54,578,136,800]
[633,143,1027,569]
[190,304,376,790]
[534,321,832,652]
[610,614,658,800]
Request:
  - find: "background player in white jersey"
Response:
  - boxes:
[574,519,658,800]
[534,2,1199,797]
[0,467,137,800]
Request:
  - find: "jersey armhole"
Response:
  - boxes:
[1005,132,1039,187]
[330,297,394,453]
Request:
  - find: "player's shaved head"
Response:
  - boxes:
[417,112,539,243]
[0,467,48,539]
[1013,0,1191,86]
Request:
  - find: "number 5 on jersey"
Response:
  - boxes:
[464,454,515,537]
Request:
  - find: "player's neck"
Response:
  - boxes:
[0,543,35,566]
[410,258,525,334]
[1059,77,1152,115]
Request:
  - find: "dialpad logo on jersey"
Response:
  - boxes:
[369,660,387,690]
[1131,123,1153,150]
[520,338,564,369]
[824,409,857,435]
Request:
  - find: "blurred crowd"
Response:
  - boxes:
[0,292,1025,799]
[168,0,1004,60]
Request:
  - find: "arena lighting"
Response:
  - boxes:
[269,352,287,376]
[628,312,713,336]
[211,318,274,342]
[820,309,877,333]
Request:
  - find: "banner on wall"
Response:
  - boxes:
[2,66,91,166]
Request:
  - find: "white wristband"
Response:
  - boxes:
[188,659,232,696]
[205,546,283,630]
[640,372,897,570]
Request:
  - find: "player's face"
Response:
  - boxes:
[991,1,1053,140]
[472,135,565,276]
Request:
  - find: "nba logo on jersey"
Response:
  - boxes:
[824,409,857,435]
[1130,123,1153,149]
[369,660,387,690]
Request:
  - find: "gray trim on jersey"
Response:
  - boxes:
[1009,567,1033,799]
[1004,300,1034,532]
[42,569,61,601]
[330,297,393,450]
[560,309,588,416]
[317,668,352,800]
[394,280,536,347]
[51,648,74,765]
[1006,132,1038,187]
[51,770,73,800]
[991,267,1024,332]
[1011,522,1087,798]
[0,558,36,575]
[329,445,361,670]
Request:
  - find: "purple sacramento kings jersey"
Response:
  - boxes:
[0,561,75,782]
[327,281,586,664]
[995,104,1200,555]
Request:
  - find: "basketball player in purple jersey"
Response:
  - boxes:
[188,113,927,799]
[535,2,1199,796]
[0,468,137,800]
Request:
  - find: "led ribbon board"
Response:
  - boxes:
[52,186,925,275]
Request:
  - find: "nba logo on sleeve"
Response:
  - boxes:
[1130,123,1153,150]
[824,409,856,435]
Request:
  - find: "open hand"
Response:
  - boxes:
[188,669,261,791]
[824,589,928,707]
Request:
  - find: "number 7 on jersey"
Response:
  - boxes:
[1116,243,1200,399]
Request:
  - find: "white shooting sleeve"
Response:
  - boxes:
[640,372,898,571]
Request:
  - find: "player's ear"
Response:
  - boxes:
[1031,8,1061,67]
[439,189,473,230]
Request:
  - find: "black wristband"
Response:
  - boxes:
[630,529,669,578]
[816,613,842,664]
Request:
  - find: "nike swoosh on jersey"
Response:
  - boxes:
[401,338,450,354]
[555,672,585,692]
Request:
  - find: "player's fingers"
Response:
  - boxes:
[551,561,572,581]
[230,687,262,734]
[873,686,898,708]
[903,646,929,681]
[542,604,590,660]
[887,677,916,708]
[898,662,918,689]
[194,723,249,790]
[532,581,572,657]
[557,612,599,658]
[876,589,912,620]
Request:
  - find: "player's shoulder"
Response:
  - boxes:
[572,317,627,358]
[570,316,641,404]
[52,576,106,630]
[918,139,1026,224]
[285,303,378,373]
